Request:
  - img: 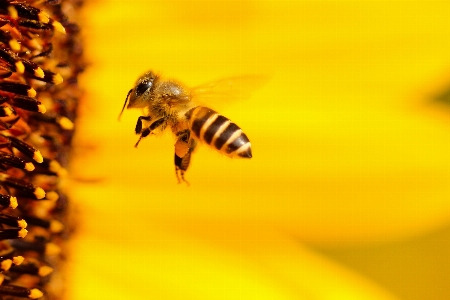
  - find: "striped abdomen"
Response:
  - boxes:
[187,106,252,158]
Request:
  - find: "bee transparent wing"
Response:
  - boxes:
[190,75,269,108]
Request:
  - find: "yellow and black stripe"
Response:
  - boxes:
[188,106,252,158]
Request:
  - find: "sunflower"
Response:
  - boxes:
[0,0,83,298]
[4,0,450,299]
[70,1,450,299]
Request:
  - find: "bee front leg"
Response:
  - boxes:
[135,116,151,134]
[134,117,167,148]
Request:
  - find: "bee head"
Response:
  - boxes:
[118,71,158,121]
[128,71,158,108]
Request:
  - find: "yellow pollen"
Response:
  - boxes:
[52,73,64,85]
[53,20,66,34]
[35,67,45,78]
[7,6,18,19]
[15,61,25,74]
[38,12,50,24]
[9,39,20,51]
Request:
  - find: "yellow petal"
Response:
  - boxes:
[72,0,450,299]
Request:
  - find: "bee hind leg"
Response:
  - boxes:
[175,156,189,185]
[174,137,197,185]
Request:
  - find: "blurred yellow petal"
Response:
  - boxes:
[70,0,450,299]
[68,182,399,300]
[76,0,450,242]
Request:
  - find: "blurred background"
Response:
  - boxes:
[67,1,450,299]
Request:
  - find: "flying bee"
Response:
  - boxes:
[119,71,257,183]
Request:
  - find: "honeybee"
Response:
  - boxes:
[119,71,256,183]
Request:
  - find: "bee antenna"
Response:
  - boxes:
[118,89,133,121]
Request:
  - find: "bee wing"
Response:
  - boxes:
[190,75,269,109]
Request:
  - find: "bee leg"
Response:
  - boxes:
[174,130,190,184]
[134,128,150,148]
[134,117,167,148]
[174,137,197,185]
[174,130,190,156]
[175,153,190,185]
[135,116,151,134]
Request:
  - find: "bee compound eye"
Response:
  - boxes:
[135,80,153,97]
